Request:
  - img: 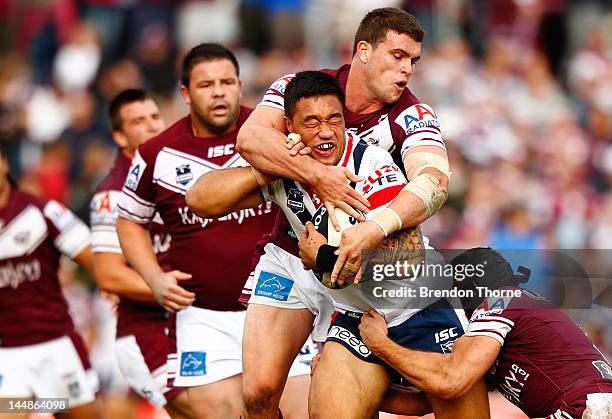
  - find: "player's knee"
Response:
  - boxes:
[192,397,236,419]
[243,381,281,414]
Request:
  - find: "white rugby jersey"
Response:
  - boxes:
[261,133,444,324]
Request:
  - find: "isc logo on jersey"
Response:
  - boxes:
[395,103,440,135]
[125,152,147,191]
[207,144,235,158]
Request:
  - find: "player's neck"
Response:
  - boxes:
[346,62,385,114]
[121,148,135,160]
[189,112,238,139]
[0,183,11,210]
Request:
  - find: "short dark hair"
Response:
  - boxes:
[284,71,346,119]
[181,43,239,87]
[353,7,424,56]
[108,89,151,131]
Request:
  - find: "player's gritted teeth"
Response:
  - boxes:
[313,141,336,158]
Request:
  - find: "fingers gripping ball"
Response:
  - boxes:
[311,206,363,289]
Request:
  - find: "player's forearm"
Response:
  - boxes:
[186,167,263,217]
[382,168,447,232]
[94,254,155,302]
[73,246,95,276]
[237,123,324,183]
[116,217,163,285]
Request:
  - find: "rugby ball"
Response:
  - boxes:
[311,206,363,289]
[311,206,426,287]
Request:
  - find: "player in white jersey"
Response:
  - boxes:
[233,8,488,419]
[187,72,467,419]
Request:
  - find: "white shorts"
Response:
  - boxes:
[248,243,335,342]
[0,335,98,409]
[168,306,245,387]
[115,335,179,408]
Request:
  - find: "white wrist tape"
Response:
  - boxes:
[250,166,267,187]
[402,173,448,218]
[370,207,403,237]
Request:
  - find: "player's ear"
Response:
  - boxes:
[356,41,371,64]
[284,116,294,133]
[179,84,191,106]
[112,130,128,149]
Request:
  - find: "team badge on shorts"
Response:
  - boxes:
[254,272,294,302]
[180,352,206,376]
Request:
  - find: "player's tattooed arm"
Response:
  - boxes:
[186,167,267,218]
[237,106,369,228]
[359,310,499,399]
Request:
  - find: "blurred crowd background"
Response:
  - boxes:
[1,1,610,417]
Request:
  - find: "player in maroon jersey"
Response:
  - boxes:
[115,44,309,418]
[90,89,192,418]
[0,145,104,418]
[234,8,487,419]
[359,248,612,418]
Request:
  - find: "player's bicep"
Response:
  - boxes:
[243,105,288,133]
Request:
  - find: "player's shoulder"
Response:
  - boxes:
[389,89,440,136]
[268,74,296,94]
[353,133,394,165]
[138,116,191,160]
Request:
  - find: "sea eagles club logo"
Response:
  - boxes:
[176,164,193,186]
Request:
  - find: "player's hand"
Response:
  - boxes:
[314,166,370,231]
[331,221,385,285]
[286,133,312,156]
[299,222,327,270]
[359,310,389,350]
[149,270,195,313]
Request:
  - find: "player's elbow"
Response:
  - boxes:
[185,186,221,218]
[93,263,118,294]
[435,372,471,399]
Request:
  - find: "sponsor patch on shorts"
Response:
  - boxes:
[180,352,206,377]
[327,325,372,359]
[254,272,294,302]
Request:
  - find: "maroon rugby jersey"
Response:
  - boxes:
[117,107,276,311]
[260,64,444,256]
[90,152,170,337]
[466,287,612,417]
[0,189,91,346]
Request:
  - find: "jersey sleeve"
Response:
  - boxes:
[117,150,156,224]
[392,103,446,158]
[356,146,407,214]
[43,200,91,258]
[257,74,295,112]
[89,190,122,254]
[465,306,515,346]
[260,180,282,204]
